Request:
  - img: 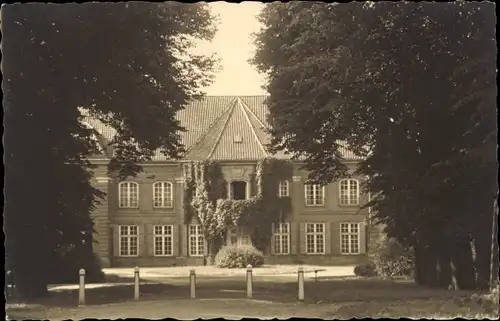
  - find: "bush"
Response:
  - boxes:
[354,261,378,277]
[370,235,415,278]
[215,244,265,268]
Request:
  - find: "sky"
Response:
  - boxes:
[195,2,267,96]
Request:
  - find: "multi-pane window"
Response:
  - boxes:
[119,225,139,256]
[118,182,139,208]
[153,182,173,208]
[278,180,289,197]
[189,225,204,257]
[154,225,173,256]
[340,223,360,254]
[305,223,325,254]
[305,184,324,206]
[340,179,359,205]
[273,223,290,255]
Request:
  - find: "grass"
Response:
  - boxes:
[6,272,499,320]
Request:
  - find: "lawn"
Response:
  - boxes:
[6,268,499,320]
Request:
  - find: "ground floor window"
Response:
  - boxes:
[226,228,252,247]
[305,223,325,254]
[154,225,173,256]
[189,224,204,256]
[340,223,360,254]
[119,225,139,256]
[273,223,290,255]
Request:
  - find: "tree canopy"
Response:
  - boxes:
[252,1,497,290]
[3,2,217,298]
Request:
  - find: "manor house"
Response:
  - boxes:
[85,95,373,267]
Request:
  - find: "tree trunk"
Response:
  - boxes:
[490,197,499,291]
[451,238,476,290]
[414,242,438,287]
[473,222,492,290]
[436,241,452,289]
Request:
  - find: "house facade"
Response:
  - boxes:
[85,96,373,268]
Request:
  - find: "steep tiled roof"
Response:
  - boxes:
[82,95,363,161]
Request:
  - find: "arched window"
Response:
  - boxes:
[153,181,174,208]
[118,181,139,208]
[339,179,359,205]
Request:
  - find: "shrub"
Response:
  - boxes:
[215,244,265,268]
[354,261,378,277]
[370,235,415,278]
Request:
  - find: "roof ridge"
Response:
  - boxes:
[185,98,236,154]
[238,97,267,130]
[207,97,239,160]
[237,97,268,157]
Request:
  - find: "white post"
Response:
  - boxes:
[190,269,196,299]
[298,267,304,301]
[134,266,140,300]
[78,269,86,306]
[246,264,253,299]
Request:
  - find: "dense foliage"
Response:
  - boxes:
[215,244,265,268]
[370,236,415,279]
[354,262,377,277]
[183,159,293,262]
[253,1,497,290]
[3,2,217,298]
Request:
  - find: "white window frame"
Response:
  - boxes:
[304,184,325,206]
[340,223,360,255]
[227,180,249,200]
[153,225,174,257]
[153,181,174,208]
[273,223,290,255]
[339,179,360,205]
[305,223,325,254]
[118,225,139,257]
[118,181,139,208]
[189,224,204,257]
[278,180,290,197]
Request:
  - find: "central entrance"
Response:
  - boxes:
[226,228,252,247]
[228,180,248,200]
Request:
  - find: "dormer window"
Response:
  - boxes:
[234,134,243,143]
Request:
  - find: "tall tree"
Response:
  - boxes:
[252,1,496,289]
[3,2,217,298]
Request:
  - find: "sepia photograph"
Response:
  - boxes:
[2,1,498,319]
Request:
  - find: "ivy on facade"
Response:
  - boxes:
[182,158,293,256]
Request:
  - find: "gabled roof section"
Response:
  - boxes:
[81,95,364,162]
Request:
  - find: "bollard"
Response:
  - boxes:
[78,269,86,306]
[190,269,196,299]
[134,266,140,300]
[246,264,253,299]
[298,267,304,301]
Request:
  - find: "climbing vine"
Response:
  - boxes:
[183,158,293,260]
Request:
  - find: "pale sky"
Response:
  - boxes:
[195,2,267,96]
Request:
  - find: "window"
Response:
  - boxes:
[340,223,360,254]
[189,225,204,256]
[278,180,289,197]
[340,179,359,205]
[119,181,139,208]
[119,225,139,256]
[228,181,247,200]
[273,223,290,255]
[305,223,325,254]
[153,182,173,208]
[227,228,252,247]
[305,184,324,206]
[153,225,173,256]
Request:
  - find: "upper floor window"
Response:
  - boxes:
[305,184,324,206]
[118,181,139,208]
[153,181,173,208]
[228,180,248,200]
[339,179,359,205]
[278,180,289,197]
